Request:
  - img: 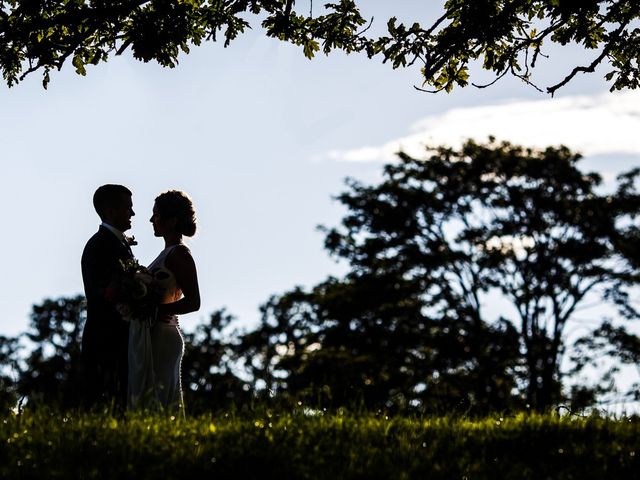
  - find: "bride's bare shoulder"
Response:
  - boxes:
[166,244,195,267]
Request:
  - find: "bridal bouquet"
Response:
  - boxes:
[113,259,161,323]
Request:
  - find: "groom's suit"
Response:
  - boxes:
[81,225,134,408]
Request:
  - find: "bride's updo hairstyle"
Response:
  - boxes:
[155,190,197,237]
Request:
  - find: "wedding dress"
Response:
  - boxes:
[128,245,185,413]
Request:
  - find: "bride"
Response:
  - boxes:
[128,190,200,413]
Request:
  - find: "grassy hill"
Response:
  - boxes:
[1,408,639,479]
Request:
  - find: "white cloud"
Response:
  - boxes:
[326,90,640,163]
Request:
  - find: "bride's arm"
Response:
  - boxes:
[157,245,201,317]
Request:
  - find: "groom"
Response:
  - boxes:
[81,184,135,409]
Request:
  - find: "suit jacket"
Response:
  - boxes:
[80,226,134,396]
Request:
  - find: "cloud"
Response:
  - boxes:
[325,90,640,163]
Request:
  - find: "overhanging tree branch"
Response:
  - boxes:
[547,18,631,96]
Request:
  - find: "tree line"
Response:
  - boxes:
[1,139,639,414]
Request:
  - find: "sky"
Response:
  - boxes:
[1,0,638,398]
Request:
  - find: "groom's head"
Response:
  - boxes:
[93,184,134,232]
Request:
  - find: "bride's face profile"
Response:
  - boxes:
[150,204,176,237]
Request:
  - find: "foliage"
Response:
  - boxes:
[181,308,252,412]
[0,334,20,412]
[372,0,640,95]
[1,409,640,479]
[17,295,86,409]
[238,139,640,412]
[239,280,522,413]
[571,320,640,403]
[2,1,640,92]
[0,0,368,88]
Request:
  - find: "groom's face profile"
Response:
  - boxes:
[107,193,135,232]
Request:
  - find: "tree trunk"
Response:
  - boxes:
[526,334,561,411]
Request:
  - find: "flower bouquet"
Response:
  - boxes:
[113,259,161,323]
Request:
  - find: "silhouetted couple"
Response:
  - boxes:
[80,184,200,413]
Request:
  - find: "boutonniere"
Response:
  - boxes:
[124,234,138,246]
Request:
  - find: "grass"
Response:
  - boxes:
[1,407,639,479]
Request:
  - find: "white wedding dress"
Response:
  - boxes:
[128,245,185,414]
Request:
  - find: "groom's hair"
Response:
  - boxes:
[93,184,132,219]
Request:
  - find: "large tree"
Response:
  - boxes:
[238,278,522,413]
[238,139,640,411]
[2,1,640,93]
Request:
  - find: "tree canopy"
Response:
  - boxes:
[236,139,640,412]
[1,1,639,93]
